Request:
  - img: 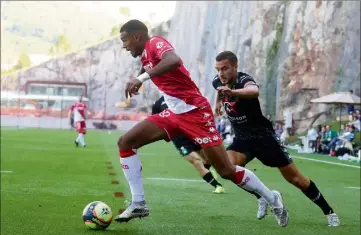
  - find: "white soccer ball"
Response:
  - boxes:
[82,201,113,230]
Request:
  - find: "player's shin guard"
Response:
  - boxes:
[233,166,276,206]
[302,180,334,215]
[119,149,145,203]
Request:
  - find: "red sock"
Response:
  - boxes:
[119,149,136,158]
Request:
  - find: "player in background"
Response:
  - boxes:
[212,51,340,227]
[68,95,87,148]
[152,96,225,194]
[114,19,288,227]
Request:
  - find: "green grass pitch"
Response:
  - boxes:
[1,128,360,235]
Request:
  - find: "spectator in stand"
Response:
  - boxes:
[354,109,360,121]
[320,125,337,154]
[328,125,356,156]
[322,125,337,145]
[315,125,324,153]
[338,124,346,135]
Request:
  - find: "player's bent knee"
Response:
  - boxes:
[117,135,131,150]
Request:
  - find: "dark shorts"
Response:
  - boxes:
[227,133,292,168]
[171,135,202,157]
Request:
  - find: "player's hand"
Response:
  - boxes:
[125,78,142,98]
[217,86,233,96]
[214,102,223,116]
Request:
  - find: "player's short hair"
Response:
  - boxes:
[120,19,148,34]
[216,51,238,64]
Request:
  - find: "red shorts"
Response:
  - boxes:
[75,121,86,134]
[147,104,222,148]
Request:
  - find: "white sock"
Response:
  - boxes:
[76,134,81,142]
[77,134,86,146]
[120,154,145,203]
[235,166,279,207]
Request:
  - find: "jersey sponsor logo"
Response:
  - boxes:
[122,164,129,169]
[228,115,247,122]
[209,127,216,133]
[159,110,170,118]
[223,101,238,116]
[193,135,220,145]
[223,101,248,123]
[156,41,164,49]
[194,136,213,145]
[238,176,250,187]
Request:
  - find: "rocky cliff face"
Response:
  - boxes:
[167,0,360,130]
[2,1,360,132]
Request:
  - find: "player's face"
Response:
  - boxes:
[120,31,144,58]
[215,59,238,85]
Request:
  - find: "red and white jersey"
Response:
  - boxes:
[140,36,209,114]
[70,102,87,122]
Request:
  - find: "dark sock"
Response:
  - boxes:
[203,164,211,170]
[202,172,222,188]
[242,188,261,199]
[303,180,334,215]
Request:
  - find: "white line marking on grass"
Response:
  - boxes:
[345,187,361,189]
[291,155,360,169]
[0,170,13,173]
[146,177,204,182]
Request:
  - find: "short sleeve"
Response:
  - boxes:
[237,73,257,89]
[149,37,174,60]
[70,104,75,111]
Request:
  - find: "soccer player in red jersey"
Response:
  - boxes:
[68,95,87,147]
[114,20,288,227]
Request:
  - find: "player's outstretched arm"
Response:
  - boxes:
[217,81,259,99]
[147,50,181,78]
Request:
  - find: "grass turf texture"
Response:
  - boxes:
[1,128,360,235]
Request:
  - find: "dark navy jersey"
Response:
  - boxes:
[151,96,168,115]
[212,72,273,136]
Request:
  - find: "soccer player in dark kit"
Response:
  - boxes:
[212,51,340,227]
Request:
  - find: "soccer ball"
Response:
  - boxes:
[82,201,113,229]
